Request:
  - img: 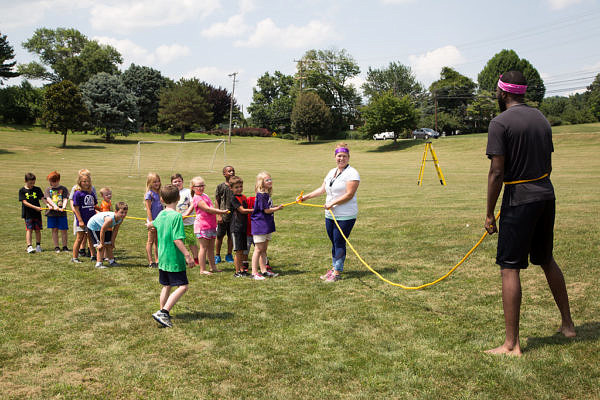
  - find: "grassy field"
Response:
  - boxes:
[1,124,599,399]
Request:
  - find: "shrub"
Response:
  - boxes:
[204,127,272,137]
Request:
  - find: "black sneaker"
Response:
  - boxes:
[109,260,119,267]
[62,246,69,252]
[233,272,243,278]
[54,246,61,253]
[90,256,96,262]
[78,249,86,257]
[152,310,172,327]
[264,270,279,278]
[240,270,251,277]
[85,249,91,258]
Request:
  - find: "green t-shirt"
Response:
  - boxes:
[153,209,186,272]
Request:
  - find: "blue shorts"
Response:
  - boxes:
[47,215,68,230]
[159,269,188,287]
[25,218,42,231]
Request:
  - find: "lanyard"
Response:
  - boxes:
[330,165,349,187]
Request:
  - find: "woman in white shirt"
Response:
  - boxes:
[300,143,360,282]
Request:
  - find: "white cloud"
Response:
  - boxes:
[347,75,366,97]
[235,18,338,48]
[181,66,242,88]
[201,14,248,38]
[408,45,465,83]
[94,36,190,66]
[239,0,255,14]
[90,0,221,33]
[0,0,95,29]
[547,0,582,9]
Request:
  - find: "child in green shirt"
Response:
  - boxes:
[147,184,195,328]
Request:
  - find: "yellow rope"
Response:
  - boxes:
[504,173,548,185]
[40,208,203,221]
[283,198,500,290]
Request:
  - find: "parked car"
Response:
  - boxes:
[412,128,440,139]
[373,131,395,140]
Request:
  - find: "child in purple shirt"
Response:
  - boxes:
[71,174,98,263]
[144,173,163,268]
[250,171,282,280]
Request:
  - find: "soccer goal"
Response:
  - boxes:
[128,139,227,178]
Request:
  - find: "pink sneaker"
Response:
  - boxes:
[324,272,341,282]
[320,269,334,280]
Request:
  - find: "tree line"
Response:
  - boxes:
[0,29,241,146]
[2,29,600,145]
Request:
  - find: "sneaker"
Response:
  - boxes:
[55,246,61,253]
[95,262,107,269]
[240,270,251,277]
[35,245,42,253]
[324,273,342,282]
[78,249,86,257]
[71,258,83,263]
[320,269,334,280]
[62,246,69,252]
[225,254,234,263]
[233,272,243,278]
[152,310,172,328]
[149,262,158,268]
[85,249,91,258]
[90,256,96,262]
[27,245,35,254]
[264,270,279,278]
[251,273,266,280]
[215,255,222,264]
[108,260,119,267]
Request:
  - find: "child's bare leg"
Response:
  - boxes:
[163,285,188,311]
[159,286,172,309]
[215,236,224,257]
[485,268,523,356]
[86,234,95,257]
[72,232,84,259]
[207,239,218,272]
[198,238,209,273]
[35,230,41,245]
[52,228,59,248]
[252,242,268,275]
[190,244,199,261]
[106,246,114,260]
[26,229,33,246]
[146,229,154,264]
[60,229,68,248]
[234,251,242,273]
[152,234,158,263]
[226,233,233,257]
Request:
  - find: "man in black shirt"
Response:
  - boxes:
[484,70,575,356]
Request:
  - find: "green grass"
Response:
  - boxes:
[1,125,599,399]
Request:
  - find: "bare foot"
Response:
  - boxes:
[200,270,212,275]
[558,324,576,338]
[484,344,523,356]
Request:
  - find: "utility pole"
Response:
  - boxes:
[227,72,237,144]
[434,93,438,133]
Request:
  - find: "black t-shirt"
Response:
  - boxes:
[19,186,44,219]
[486,104,555,206]
[229,194,248,234]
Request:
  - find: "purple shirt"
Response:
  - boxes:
[73,190,97,225]
[145,190,163,220]
[250,192,275,235]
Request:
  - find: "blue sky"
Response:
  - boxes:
[2,0,599,114]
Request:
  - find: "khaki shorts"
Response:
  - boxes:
[252,233,272,244]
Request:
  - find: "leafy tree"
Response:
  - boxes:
[81,72,138,142]
[41,80,90,147]
[588,73,600,121]
[466,90,499,132]
[291,92,332,142]
[0,81,44,124]
[540,96,570,125]
[19,28,122,85]
[158,78,213,140]
[121,64,170,130]
[1,32,20,83]
[200,82,240,128]
[419,111,462,135]
[362,62,423,100]
[361,91,419,139]
[429,67,476,131]
[247,71,296,132]
[561,93,596,125]
[297,49,361,134]
[478,49,545,104]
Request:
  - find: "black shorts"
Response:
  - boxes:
[159,269,188,287]
[232,231,248,252]
[216,221,231,238]
[497,199,555,269]
[89,230,112,246]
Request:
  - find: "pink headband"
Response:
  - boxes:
[497,75,527,94]
[335,147,349,155]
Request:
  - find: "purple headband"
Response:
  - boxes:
[335,147,349,155]
[497,75,527,94]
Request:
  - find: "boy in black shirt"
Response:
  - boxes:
[228,176,254,277]
[18,173,47,253]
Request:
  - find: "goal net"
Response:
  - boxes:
[128,139,227,177]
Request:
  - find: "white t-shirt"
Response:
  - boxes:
[176,188,194,226]
[324,165,360,219]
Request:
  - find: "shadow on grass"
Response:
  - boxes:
[176,311,234,321]
[298,140,337,145]
[525,321,600,351]
[0,149,15,155]
[367,139,428,153]
[57,144,107,150]
[81,137,140,145]
[345,268,398,279]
